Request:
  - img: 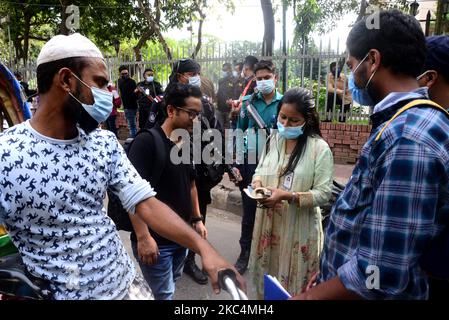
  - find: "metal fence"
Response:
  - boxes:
[14,41,372,123]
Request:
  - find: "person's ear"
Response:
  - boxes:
[57,67,76,93]
[166,105,176,118]
[426,70,439,88]
[368,49,381,73]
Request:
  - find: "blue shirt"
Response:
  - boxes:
[0,121,156,299]
[236,91,282,158]
[319,88,449,299]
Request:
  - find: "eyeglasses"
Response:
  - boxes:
[175,106,201,120]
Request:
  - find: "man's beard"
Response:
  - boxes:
[65,85,99,134]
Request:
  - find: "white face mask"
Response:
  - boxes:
[256,78,275,95]
[146,76,154,82]
[189,75,201,87]
[232,71,238,78]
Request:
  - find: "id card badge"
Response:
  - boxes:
[283,172,294,190]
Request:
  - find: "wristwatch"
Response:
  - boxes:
[191,215,203,224]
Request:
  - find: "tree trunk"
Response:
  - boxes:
[355,0,368,23]
[22,13,31,66]
[191,18,204,59]
[133,30,153,62]
[260,0,275,56]
[59,0,72,35]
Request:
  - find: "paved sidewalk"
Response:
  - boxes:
[210,163,355,216]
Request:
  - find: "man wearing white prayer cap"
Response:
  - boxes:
[0,33,245,300]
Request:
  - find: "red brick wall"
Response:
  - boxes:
[320,123,372,164]
[115,112,371,164]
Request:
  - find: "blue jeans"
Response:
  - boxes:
[124,108,138,138]
[131,241,187,300]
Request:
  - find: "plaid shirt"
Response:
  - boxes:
[319,88,449,299]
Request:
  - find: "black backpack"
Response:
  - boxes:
[107,128,167,232]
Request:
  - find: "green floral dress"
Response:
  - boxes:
[249,133,334,298]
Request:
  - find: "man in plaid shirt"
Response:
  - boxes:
[293,10,449,300]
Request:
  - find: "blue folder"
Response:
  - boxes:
[264,274,291,300]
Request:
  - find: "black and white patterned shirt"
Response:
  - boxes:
[0,121,156,299]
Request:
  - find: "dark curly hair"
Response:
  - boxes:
[347,10,426,78]
[164,82,202,113]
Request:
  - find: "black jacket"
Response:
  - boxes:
[136,80,164,109]
[117,77,138,109]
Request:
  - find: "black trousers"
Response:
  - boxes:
[325,93,351,122]
[237,163,258,253]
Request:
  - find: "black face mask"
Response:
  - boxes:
[121,74,129,80]
[65,85,99,134]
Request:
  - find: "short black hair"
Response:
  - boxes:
[119,65,128,72]
[164,83,202,111]
[244,55,259,70]
[254,60,276,74]
[222,63,232,70]
[143,67,154,75]
[235,62,243,71]
[330,62,337,69]
[36,57,89,94]
[347,10,426,78]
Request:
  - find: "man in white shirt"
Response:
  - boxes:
[0,33,244,300]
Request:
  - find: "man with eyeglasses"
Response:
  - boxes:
[141,59,224,286]
[127,83,209,299]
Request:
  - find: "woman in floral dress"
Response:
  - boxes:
[249,87,333,298]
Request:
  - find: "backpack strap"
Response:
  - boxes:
[375,99,449,142]
[147,128,168,187]
[128,128,168,188]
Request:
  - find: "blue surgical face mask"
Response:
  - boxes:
[69,73,113,124]
[348,73,375,107]
[348,53,377,106]
[232,71,238,78]
[256,78,275,95]
[146,76,154,82]
[188,75,201,87]
[277,121,304,140]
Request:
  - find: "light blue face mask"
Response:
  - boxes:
[277,121,304,140]
[256,78,275,95]
[188,75,201,87]
[69,73,113,124]
[348,53,377,107]
[146,76,154,82]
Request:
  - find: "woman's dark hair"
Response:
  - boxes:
[277,87,322,177]
[36,57,89,94]
[164,83,202,112]
[347,10,426,78]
